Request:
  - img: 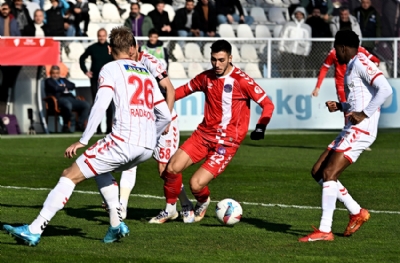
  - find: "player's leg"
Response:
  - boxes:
[119,166,137,217]
[3,162,85,246]
[149,148,194,224]
[299,151,350,242]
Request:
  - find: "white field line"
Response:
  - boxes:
[1,185,399,215]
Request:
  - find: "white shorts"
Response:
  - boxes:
[76,133,153,178]
[328,126,375,163]
[153,115,179,164]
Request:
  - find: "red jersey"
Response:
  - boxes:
[316,47,380,89]
[175,66,274,147]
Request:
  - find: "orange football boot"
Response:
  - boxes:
[299,226,334,242]
[344,208,370,236]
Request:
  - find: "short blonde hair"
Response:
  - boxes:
[109,26,136,56]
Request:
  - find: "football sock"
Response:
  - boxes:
[162,170,182,204]
[166,203,177,214]
[319,181,337,233]
[336,180,361,215]
[178,184,192,208]
[192,186,210,203]
[318,179,361,215]
[119,167,137,209]
[96,173,121,227]
[30,177,75,234]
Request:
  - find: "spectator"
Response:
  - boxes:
[195,0,218,37]
[88,0,126,16]
[353,0,381,53]
[278,6,312,77]
[139,28,169,70]
[10,0,33,35]
[45,65,90,133]
[330,6,362,38]
[331,0,361,16]
[306,7,332,74]
[45,0,72,36]
[215,0,254,26]
[79,28,113,134]
[301,0,333,17]
[124,2,154,37]
[0,2,20,113]
[70,0,89,36]
[147,0,173,36]
[173,0,202,38]
[22,9,51,36]
[0,3,20,36]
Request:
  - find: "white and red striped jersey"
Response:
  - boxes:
[343,53,392,137]
[176,66,274,147]
[80,59,166,149]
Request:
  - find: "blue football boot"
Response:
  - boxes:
[103,222,130,243]
[3,224,41,246]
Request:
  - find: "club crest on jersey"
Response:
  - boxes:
[217,146,226,156]
[367,66,377,76]
[166,140,172,147]
[254,86,263,94]
[124,64,150,75]
[224,84,233,93]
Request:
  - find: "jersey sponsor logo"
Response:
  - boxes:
[224,84,233,93]
[367,66,377,76]
[124,64,150,75]
[254,86,263,94]
[130,108,155,120]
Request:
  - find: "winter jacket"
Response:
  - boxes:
[172,7,201,32]
[279,7,312,56]
[195,0,217,33]
[0,14,21,36]
[353,6,381,38]
[123,14,154,37]
[22,23,51,36]
[330,14,362,39]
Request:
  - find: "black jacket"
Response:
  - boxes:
[46,7,65,36]
[195,1,217,33]
[147,9,171,33]
[79,42,113,77]
[22,23,52,37]
[353,6,381,38]
[215,0,245,16]
[172,7,201,32]
[10,4,33,33]
[45,78,76,100]
[306,16,331,38]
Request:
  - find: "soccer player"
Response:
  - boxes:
[149,39,275,223]
[311,45,380,111]
[2,26,171,246]
[299,30,393,242]
[97,49,192,221]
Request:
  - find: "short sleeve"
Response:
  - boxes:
[140,52,168,81]
[98,65,115,90]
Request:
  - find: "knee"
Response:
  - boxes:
[165,160,181,175]
[311,166,322,182]
[322,167,338,182]
[189,178,204,193]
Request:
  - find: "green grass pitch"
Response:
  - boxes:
[0,131,399,263]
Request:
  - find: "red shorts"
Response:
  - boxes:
[180,130,238,177]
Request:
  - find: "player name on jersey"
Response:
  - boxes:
[130,108,155,120]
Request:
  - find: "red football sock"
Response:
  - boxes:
[192,186,210,203]
[162,170,182,204]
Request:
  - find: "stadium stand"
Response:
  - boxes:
[172,43,186,62]
[163,4,176,22]
[67,42,86,62]
[140,3,155,15]
[244,63,263,78]
[184,43,204,62]
[218,24,236,38]
[240,44,259,62]
[168,62,188,78]
[88,3,103,23]
[101,3,122,23]
[267,7,287,24]
[187,62,204,78]
[250,6,269,24]
[237,24,255,39]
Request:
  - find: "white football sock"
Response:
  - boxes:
[319,181,338,233]
[336,180,361,215]
[318,179,361,215]
[178,184,192,208]
[96,173,121,227]
[119,167,137,209]
[30,177,75,234]
[165,203,177,214]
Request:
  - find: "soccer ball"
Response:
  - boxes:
[215,198,242,225]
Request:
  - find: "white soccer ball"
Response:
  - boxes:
[215,198,242,225]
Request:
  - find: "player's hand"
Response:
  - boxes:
[64,142,86,158]
[311,88,319,97]
[162,123,170,135]
[250,124,266,140]
[346,111,367,125]
[325,101,342,112]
